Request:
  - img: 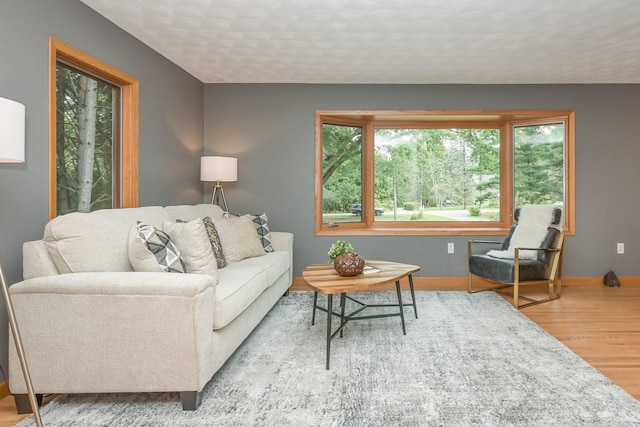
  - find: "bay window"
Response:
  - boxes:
[315,110,574,236]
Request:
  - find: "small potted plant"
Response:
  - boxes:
[328,240,355,261]
[328,240,364,276]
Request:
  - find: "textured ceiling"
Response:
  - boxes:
[80,0,640,84]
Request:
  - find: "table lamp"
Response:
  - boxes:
[200,156,237,212]
[0,96,42,426]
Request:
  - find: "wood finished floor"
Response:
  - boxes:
[1,282,639,426]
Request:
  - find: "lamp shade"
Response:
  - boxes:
[0,97,25,163]
[201,156,237,182]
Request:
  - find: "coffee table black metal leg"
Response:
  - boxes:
[339,293,346,338]
[326,294,333,370]
[311,291,318,325]
[395,280,406,335]
[408,274,418,319]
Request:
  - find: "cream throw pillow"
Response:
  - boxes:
[213,215,266,263]
[163,219,218,279]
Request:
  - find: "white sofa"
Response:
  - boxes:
[8,204,293,411]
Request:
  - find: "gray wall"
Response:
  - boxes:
[204,83,640,278]
[0,1,204,379]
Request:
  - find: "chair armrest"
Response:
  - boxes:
[513,246,561,252]
[9,271,215,297]
[468,239,503,256]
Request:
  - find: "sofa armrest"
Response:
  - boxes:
[270,232,293,278]
[8,271,216,395]
[270,231,293,254]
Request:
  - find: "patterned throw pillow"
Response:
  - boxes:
[202,216,228,268]
[245,213,274,253]
[128,221,186,273]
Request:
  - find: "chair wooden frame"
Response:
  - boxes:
[468,233,565,309]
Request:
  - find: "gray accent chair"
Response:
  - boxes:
[468,206,565,309]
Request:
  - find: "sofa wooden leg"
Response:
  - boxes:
[13,393,43,414]
[180,391,202,410]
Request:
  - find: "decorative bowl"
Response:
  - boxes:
[333,252,365,276]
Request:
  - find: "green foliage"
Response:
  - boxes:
[321,122,565,221]
[328,240,355,260]
[468,205,481,216]
[56,64,115,215]
[513,124,564,205]
[409,208,425,220]
[322,124,362,212]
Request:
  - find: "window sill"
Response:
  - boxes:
[316,226,513,236]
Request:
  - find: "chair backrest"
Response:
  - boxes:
[502,205,563,265]
[514,206,562,225]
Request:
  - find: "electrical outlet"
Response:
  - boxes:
[617,243,624,254]
[448,242,454,254]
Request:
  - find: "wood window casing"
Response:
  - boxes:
[316,110,575,236]
[48,36,139,219]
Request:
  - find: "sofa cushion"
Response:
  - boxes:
[44,206,171,273]
[128,222,186,273]
[234,251,290,286]
[213,251,290,329]
[213,215,265,263]
[163,219,218,278]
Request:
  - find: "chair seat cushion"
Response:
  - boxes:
[469,254,547,283]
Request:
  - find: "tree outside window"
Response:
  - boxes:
[372,128,500,222]
[514,123,565,207]
[56,64,119,215]
[321,124,362,224]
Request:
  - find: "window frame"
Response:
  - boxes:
[48,36,139,219]
[315,110,575,236]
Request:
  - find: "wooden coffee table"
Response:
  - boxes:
[302,260,420,369]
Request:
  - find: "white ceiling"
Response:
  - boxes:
[80,0,640,84]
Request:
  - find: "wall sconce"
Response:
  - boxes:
[0,97,42,426]
[200,156,237,213]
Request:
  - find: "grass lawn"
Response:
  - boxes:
[323,211,453,222]
[322,206,497,223]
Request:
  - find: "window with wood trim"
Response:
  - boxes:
[49,37,139,218]
[315,110,575,236]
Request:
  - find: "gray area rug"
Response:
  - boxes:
[18,291,640,426]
